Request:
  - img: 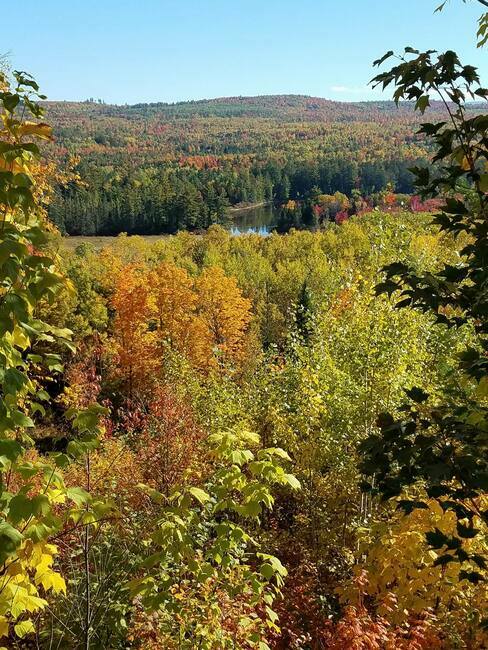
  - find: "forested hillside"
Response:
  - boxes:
[45,96,452,234]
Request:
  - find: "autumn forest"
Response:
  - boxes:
[46,96,446,235]
[0,1,487,649]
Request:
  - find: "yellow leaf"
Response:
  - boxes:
[0,617,8,638]
[14,619,35,638]
[39,570,66,595]
[17,122,52,140]
[475,376,488,399]
[0,156,23,173]
[47,488,66,505]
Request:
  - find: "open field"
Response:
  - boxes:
[60,234,169,250]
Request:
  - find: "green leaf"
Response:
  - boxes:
[70,403,108,432]
[258,554,287,576]
[2,93,20,113]
[8,493,49,524]
[0,520,23,558]
[51,452,70,468]
[43,354,64,373]
[240,500,261,518]
[67,433,100,459]
[66,487,90,506]
[259,563,275,579]
[16,463,39,480]
[415,95,430,114]
[11,410,34,428]
[230,449,254,465]
[0,438,22,462]
[373,50,394,67]
[284,473,301,490]
[260,447,290,461]
[187,487,210,504]
[3,368,28,395]
[479,174,488,193]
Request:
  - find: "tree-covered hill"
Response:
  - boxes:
[43,95,475,235]
[46,95,480,235]
[45,94,451,121]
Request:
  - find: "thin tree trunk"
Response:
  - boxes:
[84,453,91,650]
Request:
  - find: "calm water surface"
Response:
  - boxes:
[227,204,278,235]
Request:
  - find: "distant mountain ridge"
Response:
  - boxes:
[44,93,451,236]
[44,93,453,123]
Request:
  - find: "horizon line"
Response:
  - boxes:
[42,93,452,108]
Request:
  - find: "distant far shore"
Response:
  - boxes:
[228,201,271,212]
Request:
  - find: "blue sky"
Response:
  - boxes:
[3,0,486,104]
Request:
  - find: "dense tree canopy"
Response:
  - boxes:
[43,96,466,235]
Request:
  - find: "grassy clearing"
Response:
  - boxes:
[60,234,169,250]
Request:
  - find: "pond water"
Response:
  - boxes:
[227,204,278,235]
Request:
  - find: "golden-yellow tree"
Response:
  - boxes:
[340,498,488,647]
[195,266,252,369]
[110,264,156,394]
[148,262,197,354]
